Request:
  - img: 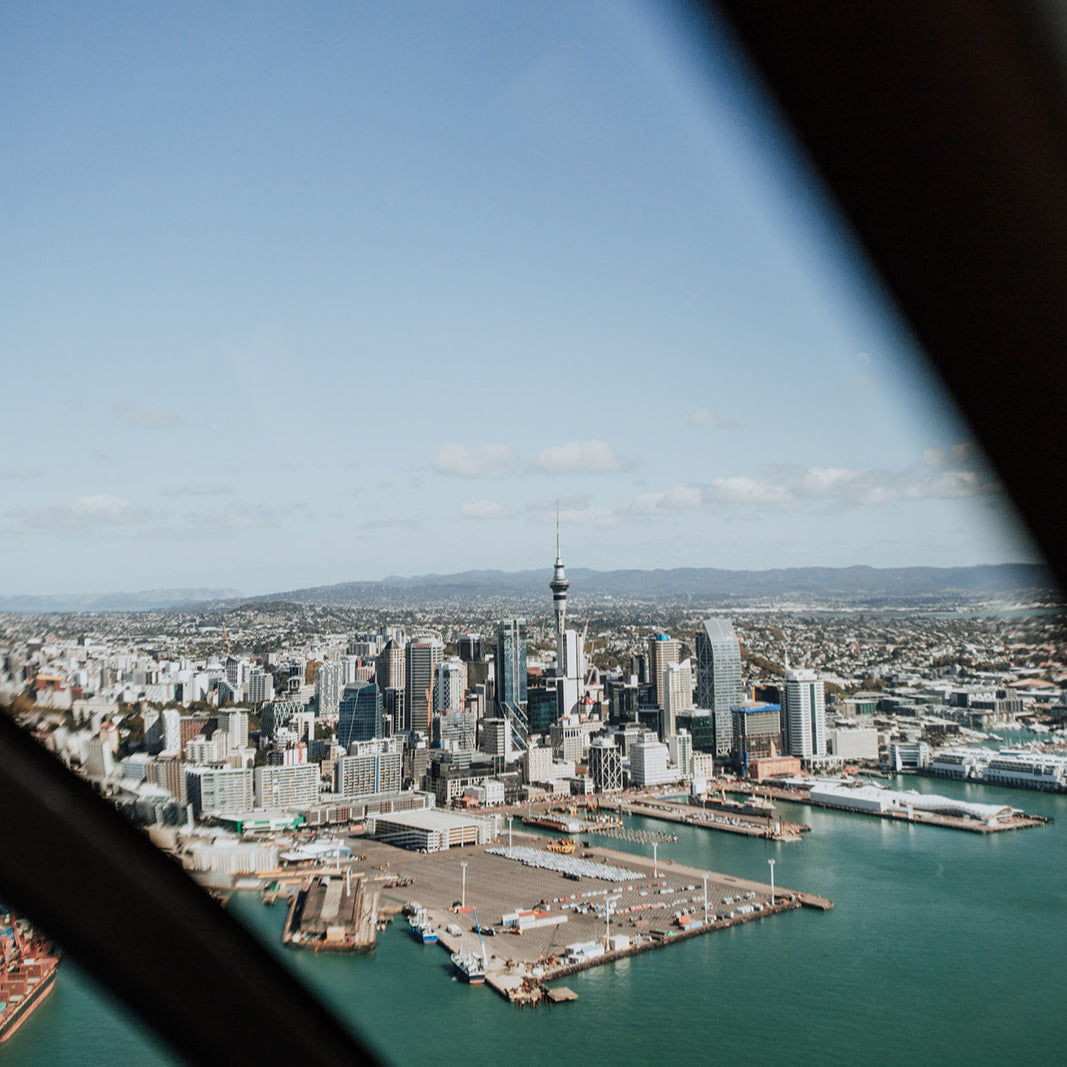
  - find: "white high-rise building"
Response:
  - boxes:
[341,655,361,685]
[185,766,255,817]
[668,730,694,778]
[662,659,694,739]
[161,707,182,757]
[84,737,114,780]
[784,667,826,759]
[254,763,319,810]
[629,740,674,788]
[315,660,345,719]
[524,743,553,785]
[248,670,274,704]
[218,709,249,750]
[433,656,466,714]
[558,629,584,718]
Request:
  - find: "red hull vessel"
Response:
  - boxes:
[0,911,61,1043]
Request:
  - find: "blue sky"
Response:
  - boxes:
[0,1,1040,596]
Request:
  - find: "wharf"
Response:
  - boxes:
[282,871,378,952]
[725,780,1047,833]
[479,895,807,1003]
[362,834,828,1005]
[862,807,1046,834]
[601,796,809,842]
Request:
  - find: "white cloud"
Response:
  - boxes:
[630,448,999,518]
[687,409,740,429]
[4,493,151,535]
[632,486,702,514]
[434,443,518,478]
[706,476,794,507]
[113,401,181,430]
[136,504,278,541]
[923,442,977,470]
[460,499,511,520]
[211,506,278,531]
[0,465,42,480]
[529,440,632,474]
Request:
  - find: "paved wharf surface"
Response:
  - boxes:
[346,831,826,1003]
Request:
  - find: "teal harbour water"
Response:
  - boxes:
[6,733,1067,1066]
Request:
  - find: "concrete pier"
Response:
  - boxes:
[282,871,379,952]
[603,796,809,841]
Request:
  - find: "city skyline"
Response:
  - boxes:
[1,2,1040,597]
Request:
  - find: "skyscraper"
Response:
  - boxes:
[433,656,466,714]
[337,681,383,748]
[457,633,485,662]
[695,618,743,759]
[784,667,826,759]
[314,660,344,720]
[662,658,694,740]
[494,617,528,749]
[375,639,405,691]
[404,638,442,734]
[648,634,680,711]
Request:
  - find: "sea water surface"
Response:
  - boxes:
[6,752,1067,1065]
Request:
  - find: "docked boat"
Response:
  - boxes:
[523,815,584,834]
[0,909,61,1044]
[451,950,486,984]
[452,908,488,984]
[407,907,437,944]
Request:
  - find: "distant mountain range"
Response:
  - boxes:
[0,565,1057,615]
[253,564,1057,607]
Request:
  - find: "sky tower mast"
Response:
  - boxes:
[549,506,570,651]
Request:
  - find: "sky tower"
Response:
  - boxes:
[549,510,570,647]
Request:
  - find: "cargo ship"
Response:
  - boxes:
[0,909,60,1044]
[523,814,583,834]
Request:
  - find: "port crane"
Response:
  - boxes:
[472,908,488,970]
